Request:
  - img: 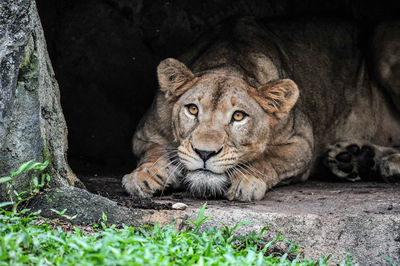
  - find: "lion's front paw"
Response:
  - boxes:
[226,175,267,201]
[122,163,172,198]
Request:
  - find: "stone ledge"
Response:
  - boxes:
[30,182,400,265]
[163,182,400,265]
[183,201,400,265]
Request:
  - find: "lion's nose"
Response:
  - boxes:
[194,147,223,162]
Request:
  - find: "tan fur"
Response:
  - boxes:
[123,18,400,201]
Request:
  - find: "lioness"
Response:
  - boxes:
[123,18,400,201]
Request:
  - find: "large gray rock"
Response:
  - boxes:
[28,186,186,228]
[29,187,144,226]
[0,0,82,200]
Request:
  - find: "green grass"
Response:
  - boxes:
[0,205,349,266]
[0,161,359,265]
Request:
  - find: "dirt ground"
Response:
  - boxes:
[82,174,400,216]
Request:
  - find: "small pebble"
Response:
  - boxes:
[172,202,188,210]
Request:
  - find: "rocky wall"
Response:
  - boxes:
[0,0,82,200]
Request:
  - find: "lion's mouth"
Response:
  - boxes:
[183,169,229,198]
[197,168,214,173]
[187,169,225,180]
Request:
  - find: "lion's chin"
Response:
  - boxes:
[184,170,229,198]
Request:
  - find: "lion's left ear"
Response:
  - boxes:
[252,79,299,119]
[157,58,196,102]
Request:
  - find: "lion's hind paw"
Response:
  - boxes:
[324,141,377,181]
[380,154,400,182]
[324,141,400,182]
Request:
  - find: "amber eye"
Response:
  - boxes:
[186,104,199,116]
[232,111,247,122]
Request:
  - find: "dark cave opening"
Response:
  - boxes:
[35,0,399,194]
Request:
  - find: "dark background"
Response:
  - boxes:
[35,0,399,178]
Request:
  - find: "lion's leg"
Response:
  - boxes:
[122,145,181,198]
[324,140,400,181]
[226,135,313,201]
[371,21,400,111]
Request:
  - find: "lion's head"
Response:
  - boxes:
[157,58,299,197]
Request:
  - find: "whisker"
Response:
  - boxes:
[225,168,235,184]
[229,166,248,197]
[246,164,266,179]
[235,163,263,183]
[238,161,266,180]
[226,168,232,177]
[164,161,185,190]
[146,157,180,183]
[240,165,264,181]
[227,165,239,180]
[160,161,184,197]
[239,165,263,182]
[233,166,249,182]
[162,158,181,170]
[236,163,256,178]
[147,149,178,169]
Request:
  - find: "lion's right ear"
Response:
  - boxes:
[157,58,195,102]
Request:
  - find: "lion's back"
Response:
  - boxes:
[136,18,400,155]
